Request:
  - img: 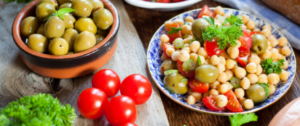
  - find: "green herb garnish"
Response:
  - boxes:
[261,58,284,74]
[203,17,215,25]
[168,27,182,35]
[181,79,188,82]
[223,15,243,27]
[197,55,202,65]
[164,85,174,94]
[229,113,258,126]
[183,34,189,39]
[258,82,270,97]
[44,8,76,21]
[164,69,179,75]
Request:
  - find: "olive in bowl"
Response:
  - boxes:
[13,0,120,79]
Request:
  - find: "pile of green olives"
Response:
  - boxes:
[21,0,113,55]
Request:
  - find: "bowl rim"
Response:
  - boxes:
[124,0,202,9]
[13,0,119,60]
[146,7,297,115]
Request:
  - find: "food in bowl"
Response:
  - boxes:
[159,5,291,112]
[20,0,113,55]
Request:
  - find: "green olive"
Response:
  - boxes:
[195,64,219,83]
[63,13,76,29]
[20,16,39,37]
[163,72,188,94]
[74,31,96,52]
[57,0,72,5]
[27,34,48,53]
[75,17,97,34]
[36,23,45,35]
[36,3,56,20]
[246,84,267,103]
[72,0,93,17]
[88,0,103,12]
[251,34,268,54]
[192,18,209,42]
[48,38,69,55]
[59,3,72,10]
[44,16,65,39]
[160,59,176,73]
[62,28,78,51]
[95,34,104,44]
[37,0,58,8]
[93,8,113,30]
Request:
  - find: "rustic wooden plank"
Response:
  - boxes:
[0,0,169,125]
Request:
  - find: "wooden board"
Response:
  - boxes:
[0,0,169,125]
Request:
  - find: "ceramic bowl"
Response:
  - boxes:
[147,8,296,115]
[124,0,202,11]
[13,0,119,79]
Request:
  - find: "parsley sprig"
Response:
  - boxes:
[202,15,244,50]
[261,58,284,74]
[229,113,258,126]
[44,8,76,21]
[168,27,182,35]
[258,82,270,97]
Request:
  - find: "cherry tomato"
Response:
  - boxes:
[177,61,195,77]
[236,54,249,67]
[250,31,260,36]
[239,30,252,50]
[197,5,214,18]
[116,122,138,126]
[105,95,137,126]
[202,96,226,111]
[238,47,250,57]
[155,0,171,3]
[77,88,108,119]
[120,74,152,105]
[92,69,120,98]
[167,23,182,43]
[163,43,172,58]
[205,39,225,57]
[224,90,243,112]
[188,78,209,93]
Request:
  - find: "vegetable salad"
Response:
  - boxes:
[159,5,291,112]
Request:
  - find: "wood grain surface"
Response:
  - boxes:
[124,0,300,126]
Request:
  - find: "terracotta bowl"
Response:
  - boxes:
[13,0,120,79]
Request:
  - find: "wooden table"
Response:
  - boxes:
[124,0,300,126]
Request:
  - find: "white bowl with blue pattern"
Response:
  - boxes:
[147,8,296,115]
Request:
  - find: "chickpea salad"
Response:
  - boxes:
[159,5,291,112]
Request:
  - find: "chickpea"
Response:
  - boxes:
[187,95,196,105]
[182,25,192,35]
[184,43,190,47]
[241,15,249,24]
[209,89,219,96]
[173,19,184,26]
[281,60,289,69]
[185,16,194,23]
[164,21,173,31]
[219,56,226,64]
[246,63,257,74]
[210,81,220,89]
[217,64,226,73]
[269,84,276,95]
[243,99,254,110]
[247,74,258,84]
[268,35,279,48]
[263,24,271,31]
[205,59,209,65]
[214,6,224,16]
[267,41,272,51]
[223,82,233,90]
[260,50,272,61]
[198,55,206,65]
[171,51,180,61]
[240,24,247,30]
[241,77,250,89]
[253,28,261,32]
[227,46,239,59]
[225,70,233,81]
[219,52,230,59]
[234,88,245,99]
[166,47,175,57]
[183,35,193,44]
[215,95,228,108]
[268,73,280,85]
[190,41,201,53]
[258,74,268,83]
[210,55,220,65]
[161,53,168,61]
[191,92,202,102]
[278,36,288,47]
[178,50,190,62]
[271,49,279,61]
[281,46,291,56]
[190,53,198,63]
[235,40,241,48]
[198,47,208,58]
[249,54,261,65]
[226,59,236,69]
[160,34,169,43]
[280,70,289,81]
[214,19,222,27]
[218,72,228,83]
[246,20,255,30]
[235,67,246,79]
[261,28,271,38]
[256,64,263,75]
[224,13,231,18]
[239,98,246,104]
[218,84,230,94]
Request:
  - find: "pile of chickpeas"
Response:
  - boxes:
[159,6,291,110]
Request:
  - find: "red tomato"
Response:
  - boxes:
[236,54,249,67]
[77,88,108,119]
[239,30,252,50]
[250,31,260,36]
[163,43,172,58]
[116,122,138,126]
[155,0,171,3]
[177,61,195,77]
[120,74,152,105]
[105,95,137,125]
[92,69,120,98]
[224,90,243,112]
[202,96,226,111]
[188,78,209,93]
[205,39,225,57]
[198,5,214,18]
[167,23,182,43]
[238,47,250,57]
